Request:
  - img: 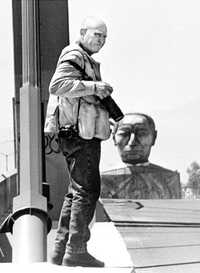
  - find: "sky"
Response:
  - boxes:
[68,0,200,183]
[0,1,15,173]
[1,0,200,183]
[0,1,14,135]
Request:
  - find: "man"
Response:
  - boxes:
[45,17,113,267]
[101,113,182,199]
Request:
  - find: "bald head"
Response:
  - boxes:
[81,16,107,33]
[79,17,107,54]
[113,113,158,164]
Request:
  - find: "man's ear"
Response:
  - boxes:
[152,130,157,146]
[110,120,118,145]
[80,28,87,37]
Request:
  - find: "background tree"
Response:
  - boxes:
[186,161,200,197]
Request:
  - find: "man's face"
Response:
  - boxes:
[81,26,107,54]
[114,114,156,164]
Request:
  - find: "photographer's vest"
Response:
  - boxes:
[44,43,111,140]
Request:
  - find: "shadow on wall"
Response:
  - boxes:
[45,136,69,221]
[0,233,12,262]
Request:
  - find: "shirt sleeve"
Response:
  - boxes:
[49,50,96,98]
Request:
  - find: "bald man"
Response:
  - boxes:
[46,17,113,267]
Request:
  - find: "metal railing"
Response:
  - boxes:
[0,169,18,223]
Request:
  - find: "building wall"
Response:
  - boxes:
[13,0,70,220]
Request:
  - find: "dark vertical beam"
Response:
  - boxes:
[37,0,69,211]
[37,0,69,102]
[12,0,22,193]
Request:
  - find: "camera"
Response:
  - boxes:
[72,62,124,122]
[58,125,78,139]
[99,95,124,122]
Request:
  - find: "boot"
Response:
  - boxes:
[62,252,105,267]
[50,250,65,265]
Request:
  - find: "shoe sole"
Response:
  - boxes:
[63,260,105,267]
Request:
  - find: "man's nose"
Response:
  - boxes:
[99,36,106,43]
[128,133,136,146]
[99,39,105,46]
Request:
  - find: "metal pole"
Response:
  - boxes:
[12,0,47,263]
[12,215,47,263]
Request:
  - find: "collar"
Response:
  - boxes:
[126,161,150,167]
[75,41,100,65]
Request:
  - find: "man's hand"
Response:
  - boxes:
[94,82,113,99]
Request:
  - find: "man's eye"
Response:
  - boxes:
[117,131,129,137]
[94,33,106,39]
[95,33,101,38]
[137,131,148,136]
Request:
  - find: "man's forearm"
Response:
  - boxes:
[50,79,96,98]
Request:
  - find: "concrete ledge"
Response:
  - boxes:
[88,222,133,268]
[0,263,135,273]
[47,221,134,271]
[135,263,200,273]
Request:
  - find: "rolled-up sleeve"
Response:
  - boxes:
[49,51,96,98]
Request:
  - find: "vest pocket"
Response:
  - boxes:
[78,101,97,139]
[95,107,111,140]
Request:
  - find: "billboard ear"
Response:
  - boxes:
[113,134,117,145]
[152,130,157,146]
[110,120,118,145]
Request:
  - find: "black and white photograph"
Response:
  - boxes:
[1,0,200,272]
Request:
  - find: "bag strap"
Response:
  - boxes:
[66,57,91,130]
[75,98,81,131]
[61,48,93,80]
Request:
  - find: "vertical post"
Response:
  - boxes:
[12,0,47,263]
[5,154,8,172]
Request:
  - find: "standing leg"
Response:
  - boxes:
[66,137,101,253]
[50,192,72,264]
[62,137,104,267]
[51,136,104,267]
[50,136,82,265]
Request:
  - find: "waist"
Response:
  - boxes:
[59,102,111,140]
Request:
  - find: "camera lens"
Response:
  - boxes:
[100,96,124,122]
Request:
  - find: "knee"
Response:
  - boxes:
[73,190,100,204]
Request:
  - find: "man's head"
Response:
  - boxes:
[79,16,107,54]
[113,113,157,164]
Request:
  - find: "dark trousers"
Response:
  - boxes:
[54,136,101,254]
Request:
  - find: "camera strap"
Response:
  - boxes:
[65,50,93,81]
[62,52,94,131]
[75,97,81,131]
[66,58,89,131]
